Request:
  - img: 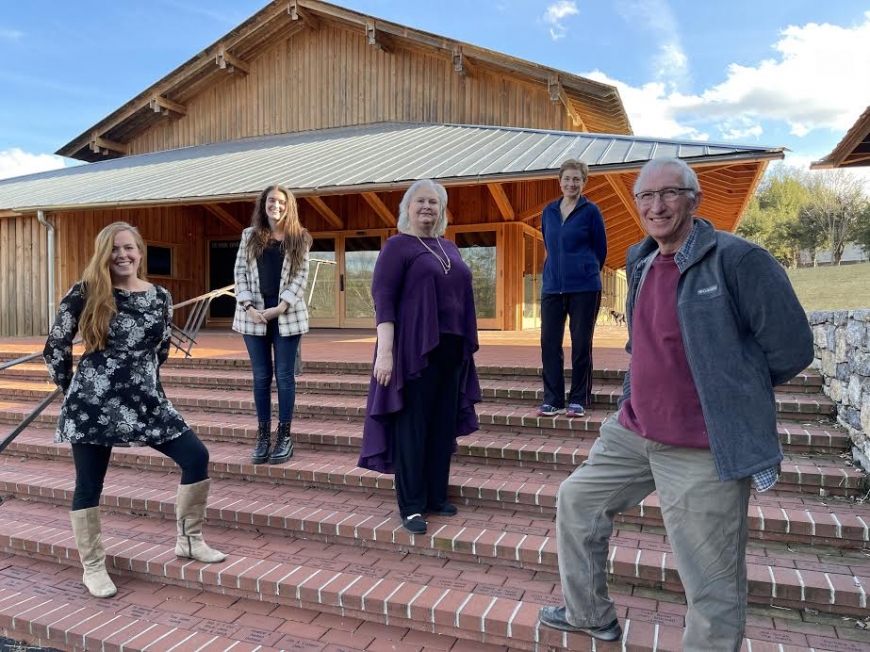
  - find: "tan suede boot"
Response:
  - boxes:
[69,507,118,598]
[174,479,227,563]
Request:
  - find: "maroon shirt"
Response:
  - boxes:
[618,253,709,448]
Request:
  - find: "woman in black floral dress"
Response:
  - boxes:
[44,222,226,599]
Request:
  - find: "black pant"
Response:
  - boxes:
[541,291,601,408]
[70,430,210,510]
[392,334,464,518]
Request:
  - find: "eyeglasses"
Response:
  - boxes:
[634,187,694,205]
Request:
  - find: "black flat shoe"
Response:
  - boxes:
[427,503,458,516]
[402,513,427,535]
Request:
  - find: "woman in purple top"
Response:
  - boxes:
[359,179,482,535]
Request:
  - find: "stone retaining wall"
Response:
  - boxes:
[809,309,870,473]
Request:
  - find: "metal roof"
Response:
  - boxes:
[1,122,785,212]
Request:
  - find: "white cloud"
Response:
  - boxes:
[615,0,688,87]
[0,28,23,40]
[584,71,708,140]
[542,1,579,40]
[0,148,66,181]
[583,11,870,147]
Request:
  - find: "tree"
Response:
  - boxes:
[736,164,812,266]
[852,202,870,256]
[798,170,869,265]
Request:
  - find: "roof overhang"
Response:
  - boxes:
[811,105,870,169]
[2,122,785,213]
[56,0,632,162]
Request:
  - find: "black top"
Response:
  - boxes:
[257,240,284,298]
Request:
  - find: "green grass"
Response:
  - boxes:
[786,261,870,311]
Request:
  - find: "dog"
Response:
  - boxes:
[610,310,626,326]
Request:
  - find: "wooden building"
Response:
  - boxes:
[0,0,783,337]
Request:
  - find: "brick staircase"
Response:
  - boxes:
[0,347,867,652]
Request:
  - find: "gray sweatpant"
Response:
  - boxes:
[556,413,751,651]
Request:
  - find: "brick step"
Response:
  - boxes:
[0,380,837,427]
[1,500,868,649]
[2,404,863,499]
[0,365,827,407]
[1,402,861,499]
[3,434,869,547]
[0,354,824,393]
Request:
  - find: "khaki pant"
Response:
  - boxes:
[557,413,751,652]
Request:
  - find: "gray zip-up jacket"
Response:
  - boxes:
[617,218,814,482]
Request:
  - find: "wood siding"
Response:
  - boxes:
[130,24,576,155]
[0,215,49,337]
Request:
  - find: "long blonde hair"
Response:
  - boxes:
[79,222,147,353]
[246,184,312,278]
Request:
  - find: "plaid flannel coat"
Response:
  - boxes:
[232,227,310,337]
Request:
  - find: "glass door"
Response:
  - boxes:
[341,234,385,327]
[449,226,502,330]
[309,237,339,328]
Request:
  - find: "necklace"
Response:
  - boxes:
[415,235,451,274]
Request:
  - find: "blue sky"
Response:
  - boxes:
[1,0,869,180]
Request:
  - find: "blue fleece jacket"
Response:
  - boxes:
[541,197,607,294]
[618,218,814,482]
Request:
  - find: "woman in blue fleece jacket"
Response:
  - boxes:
[538,159,607,417]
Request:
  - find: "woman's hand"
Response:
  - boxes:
[246,306,268,324]
[373,353,393,386]
[260,306,284,321]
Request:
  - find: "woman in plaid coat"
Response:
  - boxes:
[233,185,312,465]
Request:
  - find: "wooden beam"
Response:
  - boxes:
[288,0,320,29]
[306,196,344,229]
[548,75,587,130]
[361,192,395,227]
[519,199,552,223]
[487,183,515,221]
[89,134,127,156]
[452,47,475,77]
[203,204,245,232]
[603,174,643,231]
[365,19,393,53]
[149,95,187,117]
[0,210,22,218]
[215,46,250,75]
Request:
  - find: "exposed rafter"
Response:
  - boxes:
[361,192,395,227]
[603,174,643,231]
[89,134,127,156]
[519,199,552,223]
[365,19,393,53]
[487,183,515,221]
[203,204,245,232]
[288,0,321,30]
[452,47,475,77]
[215,46,250,75]
[305,196,344,229]
[149,95,187,117]
[548,75,587,130]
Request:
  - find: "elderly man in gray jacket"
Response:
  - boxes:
[539,156,814,651]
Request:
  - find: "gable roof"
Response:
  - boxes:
[811,105,870,169]
[3,122,783,212]
[57,0,632,162]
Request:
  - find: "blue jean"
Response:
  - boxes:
[242,297,300,424]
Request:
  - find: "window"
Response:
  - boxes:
[147,245,174,277]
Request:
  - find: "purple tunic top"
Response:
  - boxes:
[359,234,482,473]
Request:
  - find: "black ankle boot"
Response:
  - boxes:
[268,422,293,464]
[251,422,272,465]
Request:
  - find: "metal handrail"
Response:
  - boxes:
[1,257,337,453]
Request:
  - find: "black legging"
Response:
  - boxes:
[70,430,209,510]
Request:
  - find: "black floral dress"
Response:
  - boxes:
[43,283,190,446]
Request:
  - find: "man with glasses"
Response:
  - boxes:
[539,157,813,650]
